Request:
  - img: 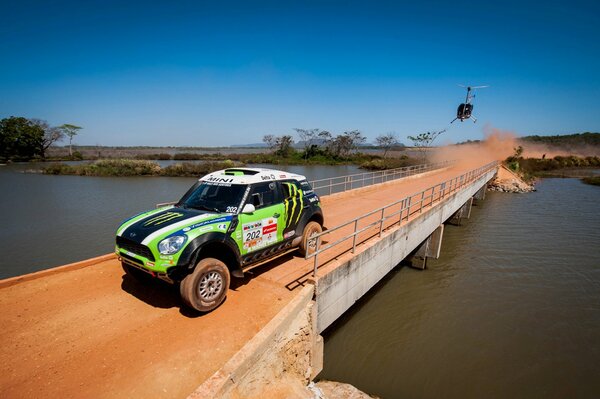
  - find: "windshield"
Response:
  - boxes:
[178,182,247,213]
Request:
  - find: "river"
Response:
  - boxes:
[0,163,360,279]
[319,177,600,398]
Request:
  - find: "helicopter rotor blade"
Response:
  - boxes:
[470,85,489,89]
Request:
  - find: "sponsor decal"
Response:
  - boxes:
[284,230,295,239]
[217,223,227,230]
[196,226,214,233]
[262,223,277,235]
[143,211,184,227]
[178,216,232,234]
[242,218,278,251]
[146,261,155,267]
[283,183,304,229]
[206,176,234,183]
[308,196,318,203]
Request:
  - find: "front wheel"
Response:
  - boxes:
[298,221,323,257]
[180,258,230,312]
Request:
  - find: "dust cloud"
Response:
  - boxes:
[430,127,518,167]
[430,126,599,166]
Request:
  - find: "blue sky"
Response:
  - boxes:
[1,0,599,146]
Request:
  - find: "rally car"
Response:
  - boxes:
[115,167,324,312]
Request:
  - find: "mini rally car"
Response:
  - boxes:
[115,168,324,312]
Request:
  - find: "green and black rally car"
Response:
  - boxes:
[115,168,323,312]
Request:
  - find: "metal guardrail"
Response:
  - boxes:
[305,161,499,277]
[308,161,453,197]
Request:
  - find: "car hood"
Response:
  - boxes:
[118,207,226,245]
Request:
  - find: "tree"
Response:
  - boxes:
[263,134,294,157]
[263,134,277,152]
[0,116,45,161]
[30,119,63,159]
[407,129,446,160]
[328,130,366,158]
[274,135,294,157]
[293,128,321,160]
[59,124,82,157]
[375,132,399,158]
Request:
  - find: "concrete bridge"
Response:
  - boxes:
[0,160,499,399]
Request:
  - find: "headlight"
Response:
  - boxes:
[158,235,187,255]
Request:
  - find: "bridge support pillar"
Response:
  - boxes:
[474,184,487,200]
[450,197,473,226]
[408,224,444,270]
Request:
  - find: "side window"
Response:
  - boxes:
[298,179,313,193]
[248,182,281,210]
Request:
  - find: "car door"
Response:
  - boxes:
[280,180,305,238]
[236,182,285,255]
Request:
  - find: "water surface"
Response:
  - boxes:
[0,163,360,278]
[319,178,600,399]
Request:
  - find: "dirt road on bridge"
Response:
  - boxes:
[0,162,490,398]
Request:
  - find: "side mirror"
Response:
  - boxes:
[241,203,255,214]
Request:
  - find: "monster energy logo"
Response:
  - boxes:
[143,212,184,227]
[283,183,303,228]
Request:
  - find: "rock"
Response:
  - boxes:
[312,380,379,399]
[486,165,535,194]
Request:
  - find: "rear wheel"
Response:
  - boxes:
[298,221,322,257]
[180,258,230,312]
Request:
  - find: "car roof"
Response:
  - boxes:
[200,167,307,185]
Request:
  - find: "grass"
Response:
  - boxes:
[505,155,600,181]
[43,159,239,177]
[582,176,600,186]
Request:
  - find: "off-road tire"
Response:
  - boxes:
[298,221,322,257]
[180,258,230,312]
[121,262,150,282]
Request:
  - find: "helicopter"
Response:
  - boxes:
[451,85,488,123]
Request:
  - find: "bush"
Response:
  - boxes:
[160,160,236,177]
[582,176,600,186]
[360,156,418,170]
[43,159,161,176]
[135,153,172,160]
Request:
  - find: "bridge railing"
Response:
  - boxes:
[305,161,499,277]
[308,161,453,197]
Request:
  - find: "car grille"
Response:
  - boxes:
[116,236,155,261]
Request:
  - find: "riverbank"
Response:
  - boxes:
[488,165,535,193]
[582,176,600,186]
[30,154,421,177]
[39,159,239,177]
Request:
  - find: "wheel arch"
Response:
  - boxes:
[178,232,241,273]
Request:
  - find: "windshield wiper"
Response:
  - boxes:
[187,204,220,213]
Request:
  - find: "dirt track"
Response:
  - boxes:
[0,162,489,398]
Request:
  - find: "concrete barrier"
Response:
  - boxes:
[189,284,320,399]
[316,169,496,333]
[0,253,116,289]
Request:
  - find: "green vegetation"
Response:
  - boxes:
[504,153,600,181]
[0,116,78,161]
[407,130,446,160]
[582,176,600,186]
[360,155,419,170]
[521,132,600,147]
[42,159,238,177]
